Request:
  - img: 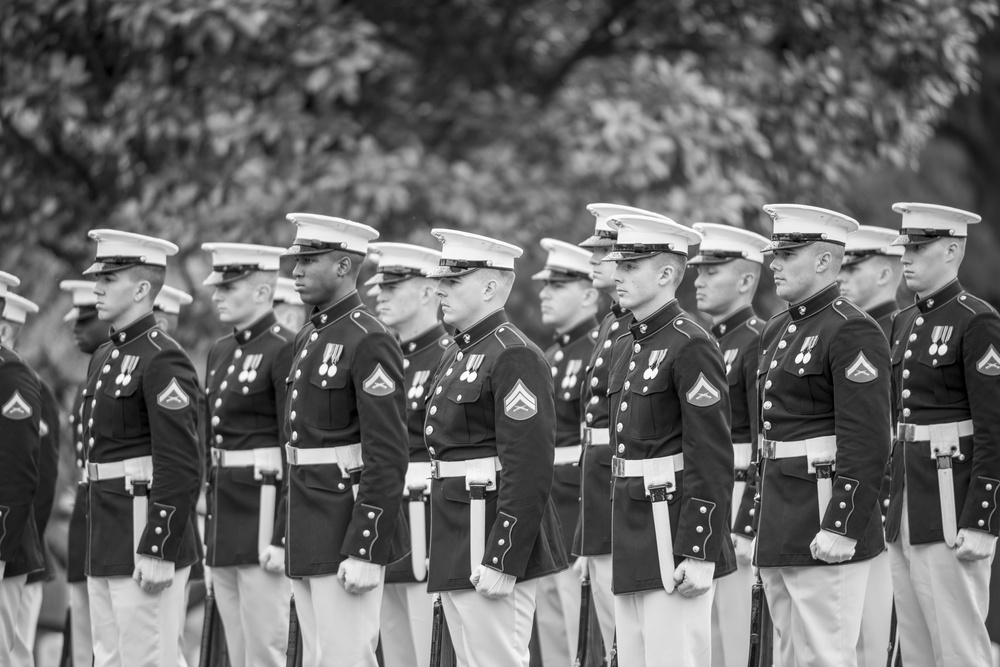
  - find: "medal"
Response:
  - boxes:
[239,370,249,383]
[320,343,343,379]
[319,363,329,375]
[802,352,811,364]
[463,354,484,383]
[643,368,653,380]
[123,374,132,386]
[467,371,477,382]
[115,373,125,385]
[247,369,258,383]
[327,365,338,378]
[460,370,470,381]
[795,336,818,366]
[929,326,941,356]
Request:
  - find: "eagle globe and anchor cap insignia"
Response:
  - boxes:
[363,363,396,396]
[977,345,1000,376]
[504,379,537,420]
[158,378,191,410]
[846,351,878,383]
[686,372,721,407]
[1,390,33,420]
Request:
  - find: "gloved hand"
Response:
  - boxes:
[133,555,176,594]
[810,530,857,564]
[732,534,754,566]
[259,545,285,573]
[338,557,383,594]
[0,559,6,581]
[572,556,590,581]
[672,559,715,598]
[470,565,516,599]
[955,529,997,561]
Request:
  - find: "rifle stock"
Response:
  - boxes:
[747,573,773,667]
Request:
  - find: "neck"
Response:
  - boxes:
[233,305,274,332]
[111,305,153,331]
[709,299,751,325]
[396,309,441,343]
[633,289,676,322]
[856,289,897,311]
[454,306,504,334]
[789,279,836,307]
[916,271,959,300]
[555,309,596,336]
[316,282,357,311]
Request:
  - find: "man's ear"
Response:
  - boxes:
[337,255,354,277]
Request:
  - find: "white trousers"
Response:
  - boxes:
[14,580,42,659]
[761,560,871,667]
[69,580,94,667]
[88,566,191,667]
[614,583,716,667]
[0,573,33,667]
[535,566,581,666]
[583,554,616,663]
[711,563,753,667]
[440,581,538,667]
[379,582,433,667]
[889,497,993,667]
[213,564,291,667]
[292,571,385,667]
[856,550,892,667]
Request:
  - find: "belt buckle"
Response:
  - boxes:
[125,476,149,496]
[611,457,625,477]
[286,446,299,466]
[761,440,777,460]
[897,423,916,442]
[212,448,224,466]
[429,460,440,480]
[809,460,836,478]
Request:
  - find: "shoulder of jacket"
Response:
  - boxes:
[144,328,182,352]
[958,292,998,316]
[831,298,867,321]
[438,335,453,350]
[264,323,294,344]
[672,315,710,340]
[0,345,26,366]
[744,316,765,335]
[495,325,530,349]
[348,309,391,335]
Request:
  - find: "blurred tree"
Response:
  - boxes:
[0,0,995,393]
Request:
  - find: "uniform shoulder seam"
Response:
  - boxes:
[495,326,529,349]
[959,293,998,315]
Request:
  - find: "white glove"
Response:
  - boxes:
[572,556,590,581]
[470,564,516,599]
[259,545,285,573]
[133,555,175,594]
[337,557,383,594]
[0,559,6,581]
[810,530,857,564]
[732,534,754,566]
[955,529,997,561]
[672,559,715,598]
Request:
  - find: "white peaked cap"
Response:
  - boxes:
[582,203,673,249]
[154,285,193,315]
[2,293,39,324]
[284,213,379,257]
[890,202,981,246]
[427,229,523,278]
[364,242,443,286]
[84,229,179,275]
[689,223,769,265]
[59,280,99,322]
[604,214,703,261]
[0,271,20,299]
[532,238,594,281]
[842,225,904,266]
[200,242,286,286]
[761,204,859,253]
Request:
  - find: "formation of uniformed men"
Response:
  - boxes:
[0,199,998,667]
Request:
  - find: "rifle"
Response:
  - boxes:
[59,608,72,667]
[286,593,303,667]
[199,570,230,667]
[746,573,773,667]
[573,575,608,667]
[886,603,903,666]
[429,593,457,667]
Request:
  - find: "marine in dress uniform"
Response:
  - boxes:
[755,205,891,667]
[0,271,44,667]
[200,243,294,667]
[837,224,903,667]
[80,230,203,667]
[422,229,567,667]
[153,285,193,333]
[60,278,108,667]
[601,214,736,667]
[281,214,409,667]
[688,223,769,667]
[367,242,450,667]
[2,294,61,661]
[273,276,308,332]
[531,238,599,667]
[883,203,1000,667]
[573,203,667,659]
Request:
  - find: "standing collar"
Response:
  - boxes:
[234,311,279,346]
[611,302,628,319]
[555,317,598,347]
[402,322,449,356]
[629,300,683,341]
[788,283,840,321]
[865,299,899,322]
[110,312,159,347]
[916,279,963,314]
[711,305,756,339]
[455,310,509,350]
[310,292,363,329]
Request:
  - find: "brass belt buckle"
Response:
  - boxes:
[761,439,777,460]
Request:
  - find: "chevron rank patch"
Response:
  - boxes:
[1,390,32,420]
[845,352,878,383]
[686,372,721,407]
[977,345,1000,376]
[157,378,191,410]
[363,363,396,396]
[504,379,537,420]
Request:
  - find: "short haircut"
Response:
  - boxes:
[328,251,364,280]
[478,268,515,300]
[808,242,845,273]
[127,265,166,300]
[654,253,688,288]
[244,270,278,290]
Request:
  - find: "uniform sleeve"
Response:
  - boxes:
[342,331,408,564]
[137,347,204,562]
[733,335,761,538]
[203,345,217,478]
[958,311,1000,535]
[483,346,556,577]
[824,317,892,540]
[0,360,42,563]
[32,380,61,537]
[671,336,734,562]
[271,337,294,547]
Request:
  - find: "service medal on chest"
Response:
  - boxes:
[794,336,818,365]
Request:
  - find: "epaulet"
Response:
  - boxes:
[145,328,181,352]
[265,323,293,343]
[745,316,765,335]
[958,292,998,316]
[438,335,453,350]
[0,345,23,364]
[831,298,866,321]
[673,315,710,339]
[348,308,391,334]
[494,324,529,349]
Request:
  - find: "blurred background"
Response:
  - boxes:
[2,0,1000,662]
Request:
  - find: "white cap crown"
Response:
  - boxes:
[582,203,672,248]
[365,242,442,286]
[84,229,179,274]
[2,293,39,324]
[0,271,20,299]
[532,238,593,281]
[890,202,980,246]
[427,229,523,278]
[59,279,99,322]
[604,214,702,260]
[761,204,859,253]
[689,223,769,265]
[154,285,193,315]
[200,242,286,286]
[284,213,379,256]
